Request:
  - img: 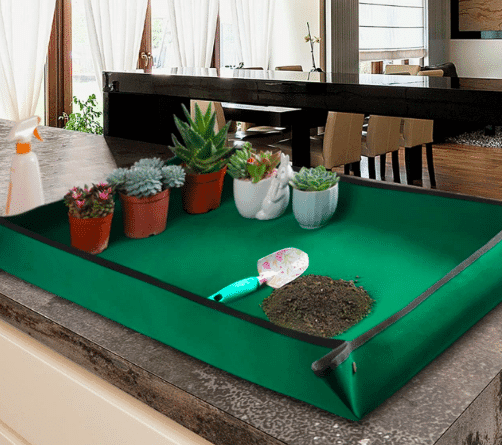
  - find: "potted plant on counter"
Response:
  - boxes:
[169,103,234,214]
[64,183,114,254]
[107,158,185,238]
[289,166,340,229]
[227,143,281,218]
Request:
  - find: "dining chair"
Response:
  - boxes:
[270,111,365,172]
[417,69,443,77]
[361,115,402,181]
[275,65,303,71]
[383,65,421,75]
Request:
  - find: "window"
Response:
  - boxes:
[359,0,426,63]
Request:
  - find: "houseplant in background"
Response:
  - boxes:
[59,94,103,134]
[227,143,281,218]
[107,158,185,238]
[64,183,114,254]
[169,103,234,214]
[305,22,322,73]
[289,166,339,229]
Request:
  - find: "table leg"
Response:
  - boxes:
[291,114,311,168]
[405,145,423,186]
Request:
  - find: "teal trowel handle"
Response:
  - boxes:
[208,277,261,303]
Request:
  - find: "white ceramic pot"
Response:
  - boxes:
[233,176,273,218]
[292,184,339,229]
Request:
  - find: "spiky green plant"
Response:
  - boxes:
[289,166,339,191]
[227,144,281,183]
[106,159,186,199]
[169,103,234,174]
[227,143,254,179]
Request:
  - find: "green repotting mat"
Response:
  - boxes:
[2,175,502,420]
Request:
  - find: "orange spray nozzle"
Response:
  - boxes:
[7,116,43,154]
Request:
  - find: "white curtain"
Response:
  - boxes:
[84,0,148,90]
[359,0,426,61]
[0,0,56,121]
[228,0,275,69]
[167,0,218,68]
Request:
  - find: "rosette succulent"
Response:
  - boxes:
[169,102,234,174]
[289,166,339,191]
[64,183,114,218]
[106,158,186,198]
[227,144,281,183]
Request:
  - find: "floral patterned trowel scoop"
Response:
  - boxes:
[208,248,309,304]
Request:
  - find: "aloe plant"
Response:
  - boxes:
[289,166,339,191]
[169,103,234,174]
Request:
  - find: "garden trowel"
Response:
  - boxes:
[208,248,309,304]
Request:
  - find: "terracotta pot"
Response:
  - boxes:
[120,189,171,238]
[182,166,227,214]
[69,212,113,254]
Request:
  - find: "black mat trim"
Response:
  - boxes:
[0,215,342,349]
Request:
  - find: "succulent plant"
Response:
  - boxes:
[64,183,114,218]
[106,158,186,199]
[289,166,339,191]
[161,165,186,188]
[227,143,254,179]
[169,103,234,174]
[124,167,163,197]
[227,144,281,183]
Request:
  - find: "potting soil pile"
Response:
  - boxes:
[261,275,374,338]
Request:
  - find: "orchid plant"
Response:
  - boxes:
[64,183,114,218]
[227,143,281,183]
[305,22,322,72]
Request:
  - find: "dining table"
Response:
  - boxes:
[102,68,502,183]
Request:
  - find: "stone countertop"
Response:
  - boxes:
[1,120,502,445]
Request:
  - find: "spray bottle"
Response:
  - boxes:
[5,116,44,215]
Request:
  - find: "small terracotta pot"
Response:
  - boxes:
[69,212,113,254]
[120,189,171,238]
[182,166,227,214]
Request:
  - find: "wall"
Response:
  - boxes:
[269,0,319,71]
[450,40,502,78]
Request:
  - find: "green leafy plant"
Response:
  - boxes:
[59,94,103,134]
[64,183,114,218]
[106,158,185,198]
[289,166,339,191]
[227,144,281,183]
[169,103,233,174]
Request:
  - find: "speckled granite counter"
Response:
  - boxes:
[1,120,502,445]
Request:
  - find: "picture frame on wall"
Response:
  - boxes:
[451,0,502,39]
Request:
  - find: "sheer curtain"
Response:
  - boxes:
[228,0,275,69]
[167,0,218,68]
[84,0,148,89]
[0,0,56,121]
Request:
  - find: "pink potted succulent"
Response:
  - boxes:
[64,183,114,254]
